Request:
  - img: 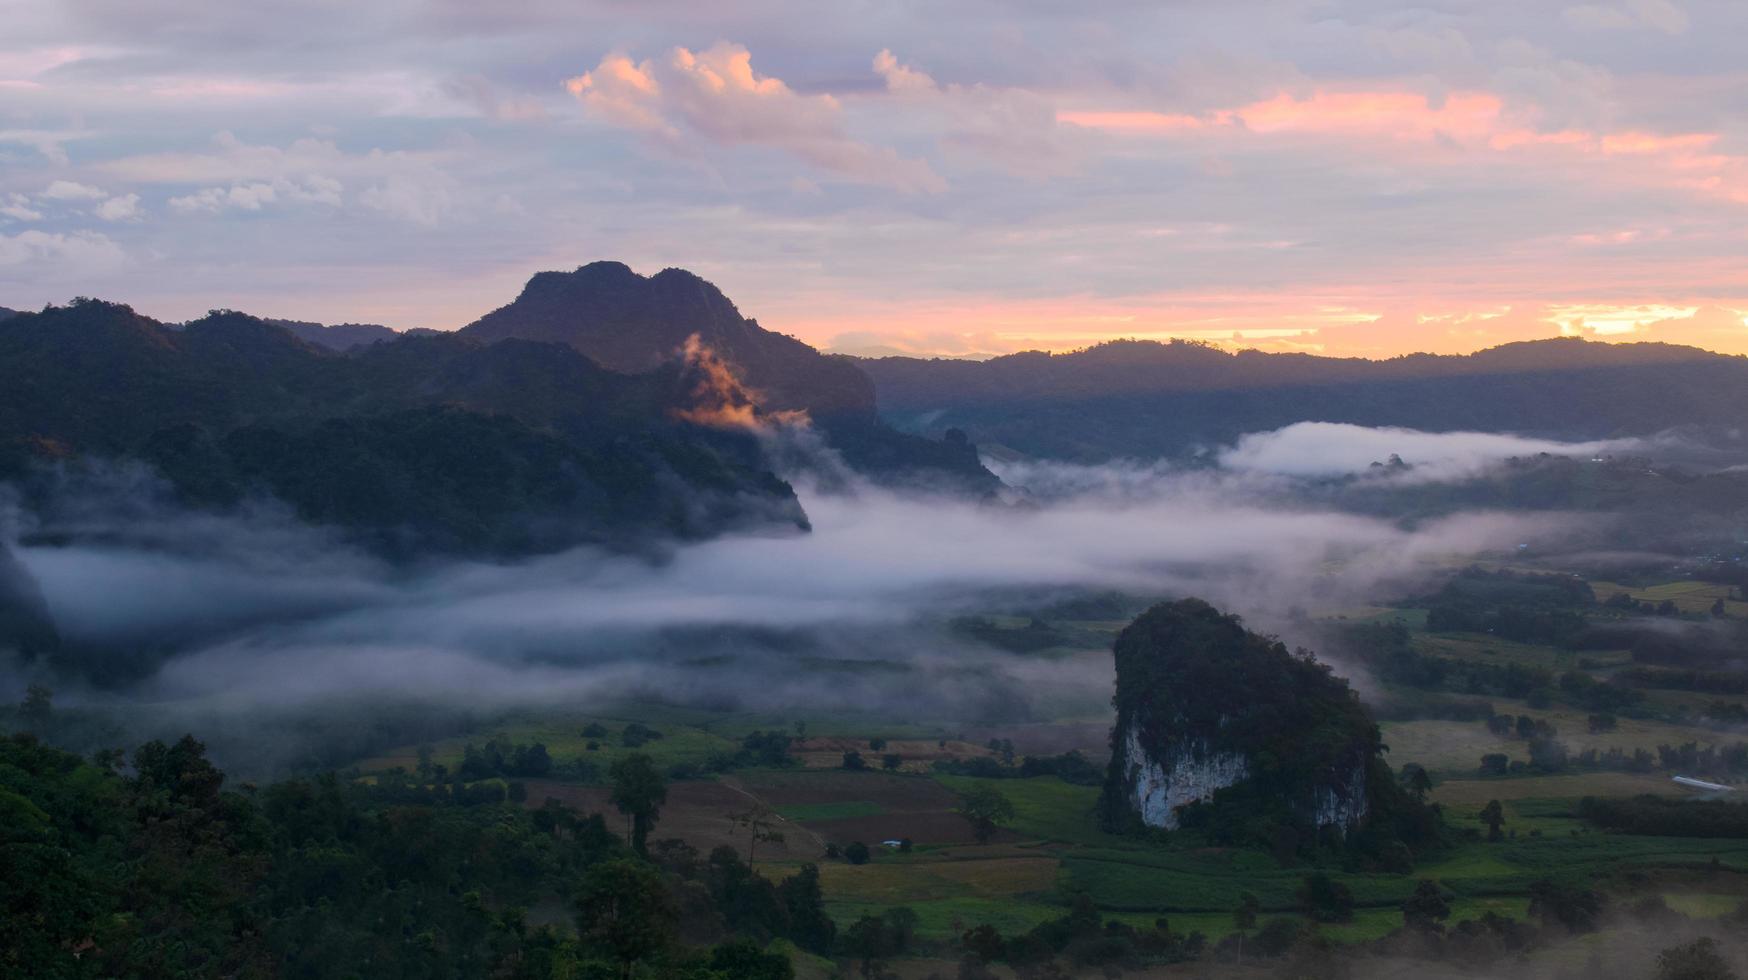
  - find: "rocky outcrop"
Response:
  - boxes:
[1101,599,1380,835]
[459,262,1000,493]
[1120,721,1250,829]
[461,262,876,420]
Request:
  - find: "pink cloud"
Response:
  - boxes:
[1059,86,1748,206]
[565,43,946,194]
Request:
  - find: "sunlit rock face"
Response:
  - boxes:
[1101,599,1377,834]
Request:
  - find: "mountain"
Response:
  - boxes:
[463,262,874,418]
[859,338,1748,460]
[266,317,402,351]
[0,299,808,558]
[1099,599,1384,836]
[460,262,996,491]
[0,306,18,322]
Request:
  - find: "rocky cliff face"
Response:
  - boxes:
[1101,599,1379,835]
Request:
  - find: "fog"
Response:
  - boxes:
[1218,421,1645,482]
[0,421,1620,771]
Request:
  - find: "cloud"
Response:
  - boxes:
[873,49,937,94]
[6,429,1578,763]
[92,193,141,222]
[870,49,1075,178]
[0,195,43,222]
[565,43,947,194]
[41,180,106,201]
[444,74,549,122]
[1621,305,1748,348]
[359,173,452,226]
[0,129,88,165]
[169,176,343,213]
[1304,305,1568,357]
[0,229,126,272]
[1564,1,1691,34]
[1218,421,1637,481]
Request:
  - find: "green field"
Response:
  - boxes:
[329,573,1748,964]
[778,801,887,822]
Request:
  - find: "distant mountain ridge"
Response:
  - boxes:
[858,337,1748,460]
[0,264,999,557]
[0,299,811,558]
[265,317,408,351]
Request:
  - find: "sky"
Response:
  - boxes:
[2,0,1746,358]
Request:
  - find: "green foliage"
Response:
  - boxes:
[1296,873,1356,922]
[575,858,676,972]
[1402,879,1452,932]
[956,784,1018,843]
[1578,795,1748,838]
[1657,937,1740,980]
[1420,567,1595,645]
[608,753,667,856]
[1526,877,1604,933]
[0,728,846,979]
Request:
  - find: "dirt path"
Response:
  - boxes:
[719,775,829,854]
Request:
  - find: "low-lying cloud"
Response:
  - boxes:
[1218,421,1641,482]
[1,422,1627,772]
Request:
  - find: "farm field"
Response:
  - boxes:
[329,572,1748,970]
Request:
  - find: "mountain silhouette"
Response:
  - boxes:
[462,261,875,419]
[859,337,1748,460]
[266,318,403,351]
[0,299,809,556]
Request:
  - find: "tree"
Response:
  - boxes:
[845,908,918,978]
[1713,598,1728,618]
[1402,879,1451,933]
[841,750,868,771]
[1297,873,1355,923]
[1479,753,1509,776]
[1480,799,1506,841]
[844,841,871,865]
[777,863,836,953]
[955,785,1016,844]
[608,754,667,856]
[1528,878,1603,933]
[1657,937,1739,980]
[962,923,1005,962]
[882,753,903,770]
[729,803,786,868]
[18,685,52,730]
[1398,763,1433,800]
[708,939,794,980]
[575,858,675,980]
[1232,892,1259,962]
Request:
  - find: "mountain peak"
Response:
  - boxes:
[462,261,872,418]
